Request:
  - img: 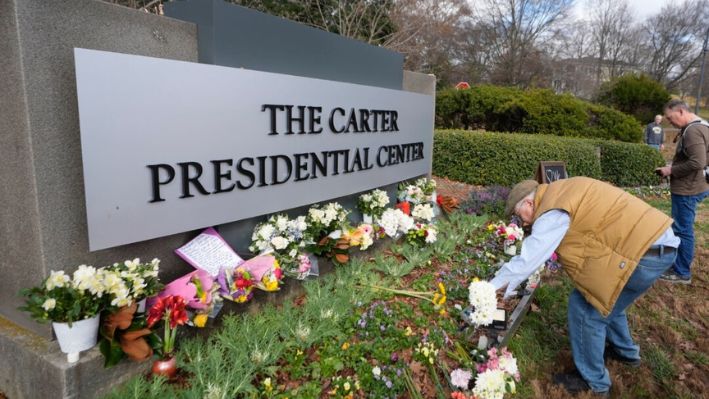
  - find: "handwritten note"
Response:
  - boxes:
[175,227,244,276]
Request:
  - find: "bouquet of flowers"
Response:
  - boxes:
[357,189,390,219]
[411,203,435,222]
[156,269,220,328]
[405,223,438,246]
[20,267,105,324]
[488,221,524,244]
[488,221,524,255]
[344,223,375,251]
[249,214,309,268]
[398,178,437,205]
[397,183,426,205]
[472,347,520,399]
[467,280,497,326]
[378,208,415,239]
[218,266,255,303]
[240,255,284,291]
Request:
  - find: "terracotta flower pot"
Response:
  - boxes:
[151,356,177,379]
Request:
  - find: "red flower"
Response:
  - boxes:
[235,276,253,289]
[147,295,188,329]
[396,201,411,215]
[273,267,283,280]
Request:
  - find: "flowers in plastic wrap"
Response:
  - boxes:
[249,214,309,270]
[412,203,435,222]
[472,347,520,399]
[398,178,436,204]
[357,189,390,219]
[240,255,283,292]
[487,221,524,244]
[406,223,438,246]
[217,266,255,304]
[344,223,375,251]
[155,269,220,327]
[467,280,497,326]
[378,208,414,238]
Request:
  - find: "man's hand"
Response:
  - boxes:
[656,166,672,177]
[660,144,665,151]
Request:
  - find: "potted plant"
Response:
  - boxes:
[107,258,162,312]
[146,295,188,378]
[20,266,105,363]
[357,189,390,223]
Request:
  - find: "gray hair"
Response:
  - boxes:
[664,99,689,112]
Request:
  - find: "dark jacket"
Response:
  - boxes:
[671,120,709,195]
[645,122,664,145]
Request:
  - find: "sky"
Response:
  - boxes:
[574,0,672,21]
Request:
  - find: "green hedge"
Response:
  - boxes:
[596,140,667,187]
[436,85,643,143]
[432,130,665,187]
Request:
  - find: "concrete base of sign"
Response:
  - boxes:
[0,0,197,397]
[0,315,150,399]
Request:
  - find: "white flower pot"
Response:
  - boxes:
[52,314,100,363]
[504,242,518,256]
[136,298,147,313]
[362,214,373,224]
[430,192,437,203]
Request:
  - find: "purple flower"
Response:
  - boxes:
[390,352,399,362]
[385,379,393,389]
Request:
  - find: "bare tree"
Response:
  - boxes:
[475,0,574,87]
[641,0,709,89]
[585,0,637,83]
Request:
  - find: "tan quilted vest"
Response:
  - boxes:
[534,177,672,316]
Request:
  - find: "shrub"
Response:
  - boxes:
[433,130,664,187]
[596,74,671,124]
[435,85,643,142]
[595,140,666,187]
[432,130,602,186]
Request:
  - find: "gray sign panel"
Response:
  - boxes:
[74,48,433,251]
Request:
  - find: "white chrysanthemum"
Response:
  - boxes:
[372,366,381,377]
[472,369,507,399]
[412,204,434,222]
[468,281,498,326]
[425,227,438,243]
[271,236,289,250]
[110,284,132,307]
[45,270,70,290]
[42,298,56,311]
[361,193,372,203]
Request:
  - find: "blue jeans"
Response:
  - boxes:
[671,191,709,277]
[567,249,675,393]
[647,144,660,150]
